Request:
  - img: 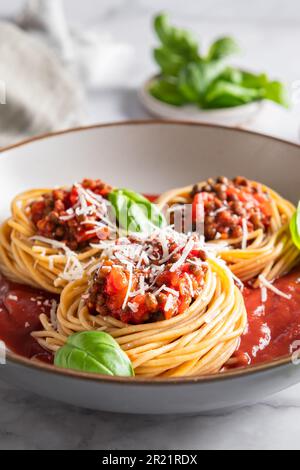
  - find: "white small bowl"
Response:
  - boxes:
[139,76,264,127]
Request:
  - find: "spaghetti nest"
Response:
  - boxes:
[156,178,299,286]
[32,251,247,378]
[0,182,113,293]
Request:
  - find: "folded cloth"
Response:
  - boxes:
[0,21,85,147]
[0,0,134,147]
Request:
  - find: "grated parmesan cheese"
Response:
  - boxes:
[128,302,139,313]
[60,253,84,281]
[164,294,176,312]
[170,237,195,272]
[260,286,268,303]
[241,218,248,250]
[185,273,194,296]
[139,275,145,295]
[122,263,133,310]
[8,295,18,301]
[259,275,292,301]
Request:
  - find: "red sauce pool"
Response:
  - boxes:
[0,275,56,363]
[1,269,300,368]
[233,269,300,367]
[144,194,158,203]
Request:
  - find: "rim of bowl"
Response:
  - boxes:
[1,119,299,386]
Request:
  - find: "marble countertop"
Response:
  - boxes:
[2,378,300,450]
[1,0,300,450]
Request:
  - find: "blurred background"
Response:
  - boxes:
[0,0,300,144]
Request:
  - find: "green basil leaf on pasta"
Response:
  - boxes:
[109,189,166,233]
[290,203,300,250]
[54,331,134,377]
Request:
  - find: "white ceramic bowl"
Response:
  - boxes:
[1,121,300,415]
[139,77,263,126]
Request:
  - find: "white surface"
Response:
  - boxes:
[1,0,300,450]
[18,0,134,90]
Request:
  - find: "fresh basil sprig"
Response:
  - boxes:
[54,331,134,377]
[109,189,166,234]
[207,36,240,61]
[154,13,199,62]
[290,202,300,250]
[178,61,227,104]
[203,81,264,108]
[150,76,186,105]
[150,13,288,109]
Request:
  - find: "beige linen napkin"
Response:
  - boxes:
[0,21,84,147]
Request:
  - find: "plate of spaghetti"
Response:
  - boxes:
[1,121,300,415]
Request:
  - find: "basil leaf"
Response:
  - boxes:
[220,67,243,85]
[203,80,264,108]
[109,189,166,234]
[154,13,199,61]
[54,331,134,377]
[178,62,225,103]
[240,71,269,89]
[149,77,187,106]
[207,36,240,61]
[263,80,289,108]
[153,47,188,77]
[290,203,300,250]
[150,14,288,110]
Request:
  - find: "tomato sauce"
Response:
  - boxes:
[1,268,300,368]
[234,269,300,366]
[144,194,158,203]
[0,275,56,363]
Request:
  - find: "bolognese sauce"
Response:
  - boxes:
[86,232,208,324]
[29,179,113,251]
[191,176,273,241]
[0,275,56,362]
